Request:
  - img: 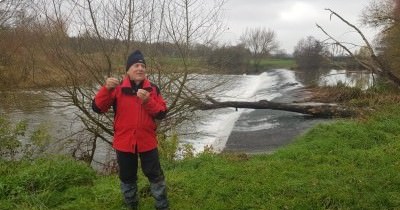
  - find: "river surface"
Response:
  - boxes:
[0,69,373,166]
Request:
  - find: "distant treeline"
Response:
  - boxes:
[0,26,363,90]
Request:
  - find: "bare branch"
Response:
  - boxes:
[195,97,356,118]
[319,8,400,87]
[324,9,385,73]
[316,23,377,73]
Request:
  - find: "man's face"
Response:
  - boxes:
[127,63,146,82]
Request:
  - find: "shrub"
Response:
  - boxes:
[0,116,26,160]
[1,156,96,200]
[0,115,52,161]
[158,133,179,162]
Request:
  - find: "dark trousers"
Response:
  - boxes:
[116,148,165,183]
[116,148,169,209]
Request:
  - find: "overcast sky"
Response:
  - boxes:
[218,0,379,54]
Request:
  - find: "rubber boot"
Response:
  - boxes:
[150,180,169,210]
[121,181,138,210]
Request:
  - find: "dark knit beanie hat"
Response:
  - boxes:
[126,50,146,71]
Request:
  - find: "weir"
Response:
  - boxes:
[178,69,304,153]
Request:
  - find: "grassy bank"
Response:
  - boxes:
[1,104,400,209]
[255,58,295,70]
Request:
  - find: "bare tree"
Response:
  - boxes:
[361,0,400,80]
[0,0,27,28]
[293,36,329,70]
[361,0,397,29]
[240,27,279,72]
[27,0,160,164]
[28,0,228,165]
[316,8,400,87]
[292,36,330,85]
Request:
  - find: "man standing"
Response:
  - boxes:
[92,50,169,210]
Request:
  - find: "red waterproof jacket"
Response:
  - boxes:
[92,76,167,153]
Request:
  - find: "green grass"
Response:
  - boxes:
[1,105,400,209]
[251,58,295,69]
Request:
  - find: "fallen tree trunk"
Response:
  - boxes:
[196,96,356,118]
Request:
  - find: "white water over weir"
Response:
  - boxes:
[178,69,303,153]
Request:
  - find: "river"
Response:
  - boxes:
[0,69,373,168]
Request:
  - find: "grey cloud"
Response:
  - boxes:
[220,0,376,53]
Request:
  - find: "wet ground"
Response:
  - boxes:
[223,88,329,154]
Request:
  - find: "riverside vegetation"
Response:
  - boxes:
[1,84,400,209]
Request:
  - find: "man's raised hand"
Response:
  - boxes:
[105,77,120,90]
